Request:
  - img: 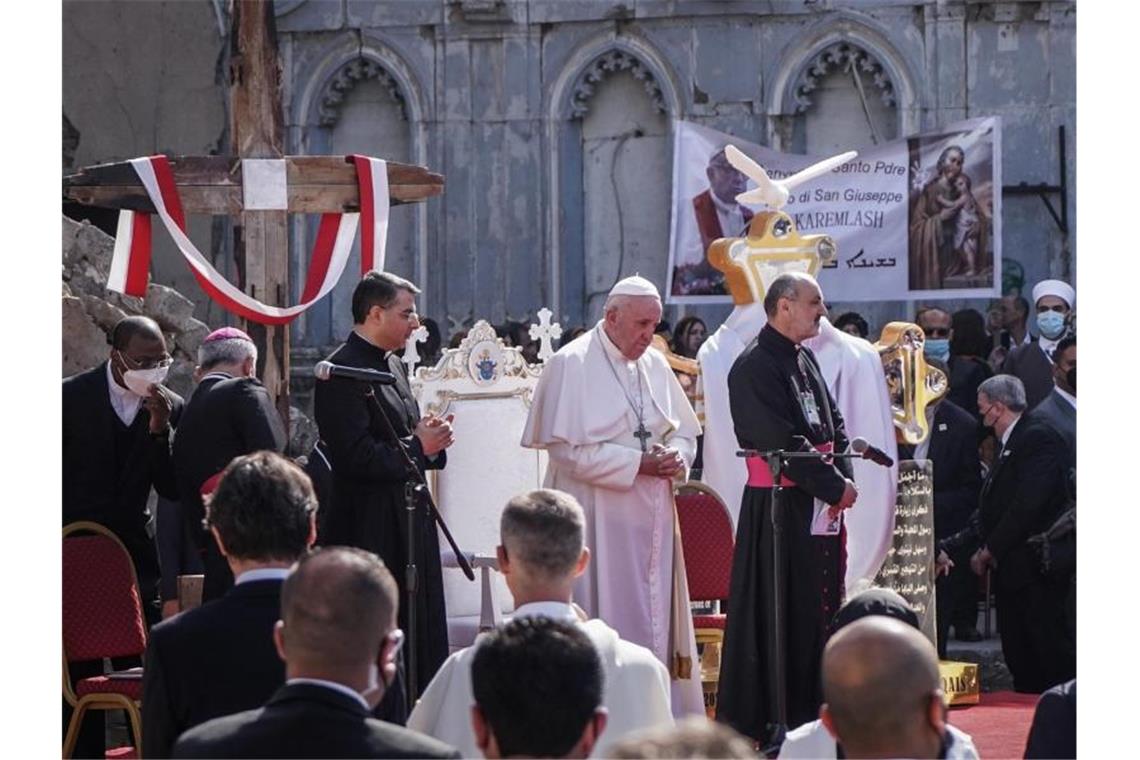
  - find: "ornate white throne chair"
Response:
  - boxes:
[411,320,547,649]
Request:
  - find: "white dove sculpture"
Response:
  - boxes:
[725,144,858,211]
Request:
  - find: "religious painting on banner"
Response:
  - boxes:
[873,459,937,647]
[666,118,1002,304]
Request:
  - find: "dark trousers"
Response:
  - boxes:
[996,576,1076,693]
[935,544,981,657]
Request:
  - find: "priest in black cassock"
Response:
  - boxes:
[313,271,455,699]
[717,272,858,747]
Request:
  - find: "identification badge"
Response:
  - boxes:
[801,391,822,428]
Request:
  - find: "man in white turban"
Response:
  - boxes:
[520,275,705,717]
[1001,279,1075,410]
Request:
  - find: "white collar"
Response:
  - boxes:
[105,360,143,425]
[1001,414,1021,447]
[201,371,235,382]
[596,321,638,367]
[1054,385,1076,410]
[285,678,369,711]
[512,601,579,622]
[235,567,290,585]
[1038,335,1060,360]
[105,360,140,403]
[710,190,741,216]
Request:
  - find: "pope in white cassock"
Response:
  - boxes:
[520,275,705,717]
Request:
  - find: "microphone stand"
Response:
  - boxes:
[736,447,868,754]
[362,385,474,706]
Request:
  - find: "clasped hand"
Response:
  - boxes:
[415,414,455,457]
[639,443,684,479]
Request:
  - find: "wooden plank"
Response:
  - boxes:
[65,156,444,187]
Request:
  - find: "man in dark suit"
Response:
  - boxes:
[314,271,455,696]
[1032,334,1076,475]
[1001,279,1074,410]
[944,375,1075,693]
[142,451,316,758]
[901,374,983,654]
[171,547,459,759]
[172,326,287,606]
[63,315,182,757]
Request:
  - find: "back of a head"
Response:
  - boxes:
[822,617,941,755]
[500,489,585,581]
[950,309,989,357]
[197,327,258,372]
[279,547,398,672]
[828,586,920,639]
[609,717,758,759]
[471,617,604,758]
[205,451,317,563]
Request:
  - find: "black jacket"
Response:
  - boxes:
[171,682,459,759]
[63,362,183,534]
[171,373,286,598]
[927,399,982,540]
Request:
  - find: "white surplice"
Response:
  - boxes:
[520,323,705,717]
[406,601,674,759]
[698,308,898,590]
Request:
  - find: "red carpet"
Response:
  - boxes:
[949,691,1039,758]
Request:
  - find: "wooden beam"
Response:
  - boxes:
[63,156,445,213]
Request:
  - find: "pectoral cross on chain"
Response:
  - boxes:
[633,423,652,452]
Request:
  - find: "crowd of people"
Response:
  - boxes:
[63,269,1076,758]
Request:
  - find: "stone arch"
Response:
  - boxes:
[766,13,920,146]
[288,34,431,350]
[544,30,682,323]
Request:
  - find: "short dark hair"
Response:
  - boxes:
[205,451,317,562]
[950,309,989,358]
[1054,334,1076,357]
[471,617,603,758]
[350,270,420,324]
[109,315,164,350]
[500,489,585,580]
[279,547,398,670]
[833,311,869,339]
[764,273,813,317]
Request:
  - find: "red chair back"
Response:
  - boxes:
[675,486,735,603]
[62,523,147,663]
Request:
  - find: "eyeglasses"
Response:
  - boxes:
[117,349,173,371]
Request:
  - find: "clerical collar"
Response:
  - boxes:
[758,323,800,357]
[201,371,234,383]
[513,601,579,622]
[236,567,290,585]
[710,190,740,216]
[351,327,386,351]
[595,321,637,365]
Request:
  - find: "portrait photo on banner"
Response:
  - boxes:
[906,121,1000,295]
[666,118,1002,305]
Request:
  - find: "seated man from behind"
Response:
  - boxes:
[408,489,673,757]
[142,451,318,758]
[470,617,607,759]
[819,616,952,760]
[172,547,459,759]
[779,588,978,759]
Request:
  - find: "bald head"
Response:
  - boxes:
[764,272,827,343]
[763,272,819,317]
[822,617,944,758]
[110,315,164,350]
[279,547,398,673]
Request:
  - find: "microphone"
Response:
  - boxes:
[850,437,894,468]
[313,361,397,385]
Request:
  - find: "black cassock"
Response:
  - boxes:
[313,331,448,696]
[716,324,852,743]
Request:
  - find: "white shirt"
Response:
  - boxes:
[1054,385,1076,410]
[235,567,290,585]
[285,677,369,711]
[106,361,142,427]
[780,718,979,759]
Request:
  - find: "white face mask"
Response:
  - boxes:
[122,365,169,396]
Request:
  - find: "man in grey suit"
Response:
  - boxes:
[1033,334,1075,478]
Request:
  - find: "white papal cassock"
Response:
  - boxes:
[520,322,705,717]
[407,602,674,758]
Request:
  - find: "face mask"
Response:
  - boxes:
[1037,311,1066,340]
[924,338,950,363]
[1066,367,1076,394]
[122,365,169,397]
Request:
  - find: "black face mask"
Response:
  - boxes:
[1066,367,1076,394]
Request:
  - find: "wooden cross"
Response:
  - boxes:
[61,0,443,426]
[527,307,563,363]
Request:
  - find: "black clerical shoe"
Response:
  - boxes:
[955,625,984,642]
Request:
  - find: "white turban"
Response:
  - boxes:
[608,275,660,299]
[1031,279,1075,309]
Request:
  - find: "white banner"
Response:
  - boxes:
[666,118,1002,303]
